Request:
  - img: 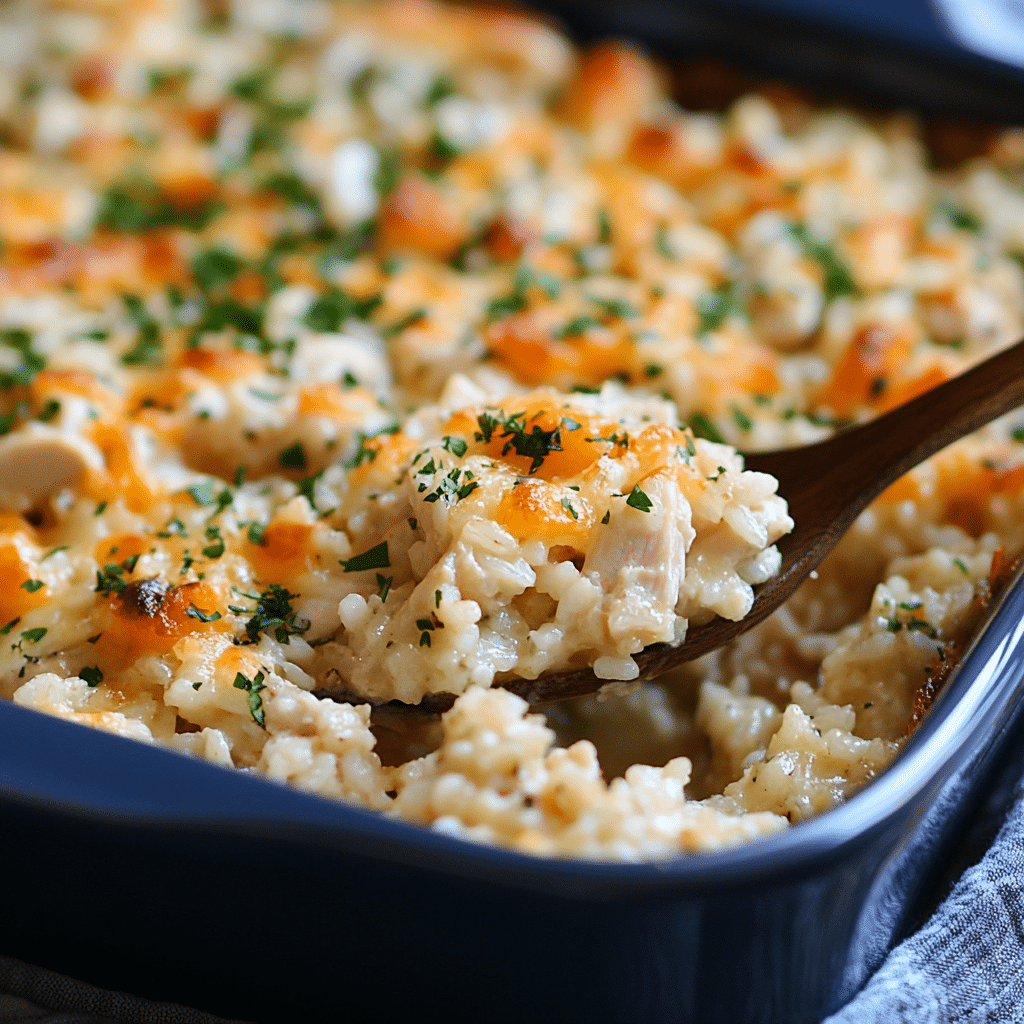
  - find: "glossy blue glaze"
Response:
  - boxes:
[2,555,1024,1023]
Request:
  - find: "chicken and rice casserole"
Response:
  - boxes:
[1,0,1023,859]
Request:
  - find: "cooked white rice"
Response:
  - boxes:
[1,0,1023,860]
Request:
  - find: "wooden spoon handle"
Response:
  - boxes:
[747,336,1024,554]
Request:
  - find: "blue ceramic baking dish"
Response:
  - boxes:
[4,4,1024,1022]
[3,556,1024,1024]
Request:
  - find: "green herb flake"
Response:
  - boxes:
[376,574,393,603]
[442,436,468,456]
[0,618,20,636]
[625,485,653,513]
[233,670,267,727]
[730,404,753,432]
[655,223,674,259]
[242,585,310,645]
[688,412,725,444]
[186,604,222,622]
[20,579,44,593]
[934,197,982,233]
[553,315,601,339]
[790,223,858,301]
[80,666,104,687]
[191,247,243,292]
[41,546,69,561]
[279,441,307,471]
[695,281,743,336]
[590,297,638,320]
[340,541,391,573]
[381,307,427,338]
[485,293,528,320]
[20,627,46,644]
[187,482,217,507]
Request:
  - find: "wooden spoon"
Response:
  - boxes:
[317,337,1024,714]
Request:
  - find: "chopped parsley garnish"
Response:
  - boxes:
[381,307,427,338]
[601,510,611,524]
[934,197,982,233]
[590,297,638,319]
[119,295,163,366]
[655,223,674,259]
[247,521,266,545]
[695,281,742,336]
[474,409,564,474]
[731,404,753,432]
[442,436,468,456]
[954,558,969,574]
[262,171,322,213]
[189,298,263,341]
[97,178,222,234]
[624,485,653,513]
[20,579,44,593]
[688,412,725,444]
[202,525,225,560]
[192,247,244,292]
[41,546,69,561]
[242,585,310,645]
[560,497,579,520]
[485,293,528,320]
[187,482,217,507]
[348,433,380,469]
[425,74,455,106]
[416,613,444,647]
[430,130,462,166]
[374,147,402,198]
[422,466,478,503]
[553,315,601,338]
[0,618,19,636]
[340,541,391,573]
[233,670,267,727]
[37,400,61,423]
[19,627,46,645]
[515,265,561,299]
[296,468,326,512]
[279,441,307,471]
[789,223,858,301]
[0,328,44,389]
[79,666,103,687]
[94,552,142,596]
[186,604,222,622]
[303,287,381,332]
[376,574,393,602]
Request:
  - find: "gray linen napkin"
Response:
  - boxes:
[0,957,250,1024]
[824,749,1024,1023]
